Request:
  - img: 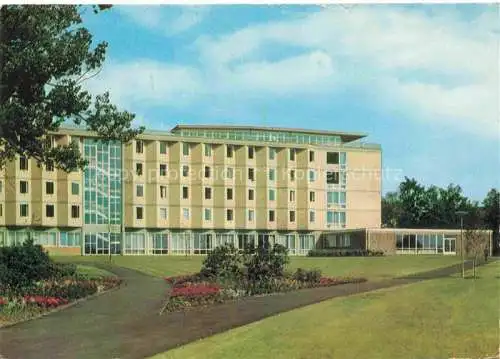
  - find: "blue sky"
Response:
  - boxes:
[83,4,499,201]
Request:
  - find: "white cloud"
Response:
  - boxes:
[193,6,498,138]
[118,6,209,36]
[93,6,498,139]
[86,59,203,109]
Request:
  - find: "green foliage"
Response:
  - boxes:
[307,249,384,257]
[200,243,242,280]
[0,238,55,290]
[0,5,144,171]
[382,177,489,230]
[482,189,500,252]
[292,268,322,283]
[243,243,290,283]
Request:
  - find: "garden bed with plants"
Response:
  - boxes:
[161,243,367,313]
[0,240,122,326]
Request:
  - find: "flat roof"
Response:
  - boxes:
[171,124,368,143]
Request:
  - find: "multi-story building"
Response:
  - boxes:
[0,124,383,255]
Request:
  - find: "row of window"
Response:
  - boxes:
[14,180,80,195]
[83,230,317,255]
[16,203,80,218]
[136,183,345,205]
[136,140,346,164]
[17,157,55,172]
[135,163,343,185]
[0,230,81,247]
[134,205,345,225]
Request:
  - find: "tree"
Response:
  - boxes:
[382,178,481,229]
[381,191,401,228]
[464,228,489,278]
[0,5,144,172]
[482,188,500,252]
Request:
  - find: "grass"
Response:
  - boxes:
[75,265,116,279]
[151,261,499,359]
[54,255,461,281]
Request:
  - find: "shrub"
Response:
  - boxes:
[307,249,384,257]
[200,243,242,280]
[0,238,54,290]
[243,243,290,283]
[292,268,322,283]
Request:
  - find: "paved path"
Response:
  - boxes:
[0,260,485,359]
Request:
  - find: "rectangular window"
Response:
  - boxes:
[290,170,295,181]
[0,204,2,217]
[327,152,339,164]
[269,169,275,181]
[182,165,189,177]
[71,182,79,195]
[269,210,275,222]
[340,152,347,165]
[20,181,28,194]
[19,156,28,171]
[182,186,189,199]
[227,188,233,200]
[309,170,316,182]
[20,203,28,217]
[227,209,233,221]
[289,148,296,161]
[327,171,340,184]
[226,167,233,179]
[204,166,211,178]
[248,146,254,159]
[309,210,315,223]
[46,204,55,218]
[248,189,254,201]
[46,181,54,195]
[160,164,167,176]
[205,187,212,200]
[182,142,190,156]
[204,143,212,157]
[136,184,143,197]
[71,205,80,218]
[136,140,143,154]
[248,209,254,222]
[136,206,143,220]
[269,147,276,160]
[46,161,54,172]
[309,191,315,202]
[226,145,233,158]
[289,211,296,222]
[269,189,275,201]
[248,168,255,181]
[204,208,211,221]
[309,151,315,162]
[290,190,295,202]
[159,142,167,154]
[160,207,167,220]
[136,163,143,176]
[160,185,167,198]
[0,180,2,193]
[327,211,334,224]
[183,208,189,220]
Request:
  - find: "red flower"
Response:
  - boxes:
[0,297,7,305]
[23,295,68,307]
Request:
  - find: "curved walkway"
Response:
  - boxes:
[0,260,486,359]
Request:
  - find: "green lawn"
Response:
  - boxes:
[75,264,116,279]
[55,255,460,281]
[151,261,499,359]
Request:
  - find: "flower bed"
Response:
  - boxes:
[0,276,122,326]
[161,273,367,313]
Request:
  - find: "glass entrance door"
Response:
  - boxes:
[443,237,456,255]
